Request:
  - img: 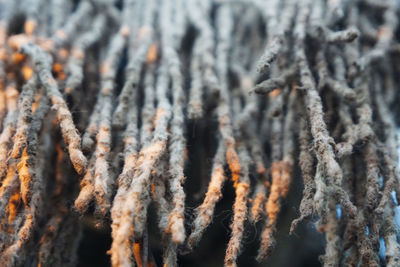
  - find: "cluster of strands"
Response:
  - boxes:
[0,0,399,266]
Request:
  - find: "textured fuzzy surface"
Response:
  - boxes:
[0,0,400,266]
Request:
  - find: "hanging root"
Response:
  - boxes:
[187,142,226,250]
[257,161,292,261]
[0,0,399,266]
[19,42,87,176]
[225,142,250,267]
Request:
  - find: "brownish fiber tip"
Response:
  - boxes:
[70,148,88,176]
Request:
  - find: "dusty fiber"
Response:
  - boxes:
[0,0,400,266]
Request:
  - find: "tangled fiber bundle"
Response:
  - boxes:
[0,0,400,266]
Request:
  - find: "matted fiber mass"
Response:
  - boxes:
[0,0,399,266]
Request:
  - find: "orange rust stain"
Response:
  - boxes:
[52,62,67,81]
[39,235,46,245]
[56,144,64,162]
[133,242,143,267]
[17,148,32,204]
[269,88,281,99]
[317,224,326,233]
[22,66,33,80]
[58,72,66,81]
[146,44,158,63]
[264,161,292,225]
[226,146,241,186]
[12,52,25,63]
[52,63,63,73]
[24,20,36,35]
[7,190,20,224]
[151,183,156,198]
[32,94,41,113]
